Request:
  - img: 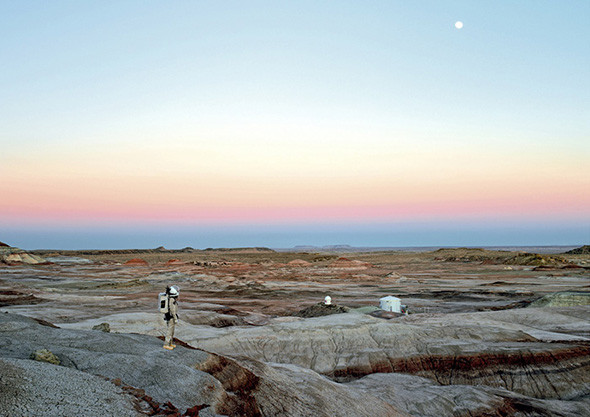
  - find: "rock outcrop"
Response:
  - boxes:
[0,245,49,265]
[165,258,187,266]
[46,307,590,416]
[565,245,590,255]
[30,348,60,365]
[92,322,111,332]
[287,259,311,267]
[124,258,149,266]
[0,358,144,417]
[0,290,43,307]
[178,308,590,400]
[0,313,409,417]
[503,252,570,267]
[529,292,590,308]
[434,248,496,263]
[329,257,372,269]
[346,373,590,417]
[295,303,350,318]
[433,248,575,267]
[195,351,407,417]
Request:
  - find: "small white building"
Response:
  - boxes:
[380,296,401,313]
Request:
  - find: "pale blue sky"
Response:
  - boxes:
[2,1,588,148]
[3,219,588,250]
[1,1,589,249]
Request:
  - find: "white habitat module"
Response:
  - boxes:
[380,296,401,313]
[158,293,169,313]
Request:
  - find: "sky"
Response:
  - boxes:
[1,1,589,249]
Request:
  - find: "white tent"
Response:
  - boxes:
[380,296,401,313]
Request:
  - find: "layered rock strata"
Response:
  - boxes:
[179,308,590,400]
[0,245,49,265]
[0,313,408,417]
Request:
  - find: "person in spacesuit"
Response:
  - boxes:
[163,285,179,350]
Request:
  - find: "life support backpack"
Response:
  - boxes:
[158,293,169,313]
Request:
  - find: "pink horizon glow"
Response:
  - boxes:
[3,195,588,226]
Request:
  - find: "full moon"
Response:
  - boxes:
[455,21,463,29]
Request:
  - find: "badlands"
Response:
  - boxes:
[1,243,590,416]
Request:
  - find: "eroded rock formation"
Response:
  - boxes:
[530,291,590,308]
[0,313,409,417]
[329,257,373,269]
[0,245,49,265]
[182,308,590,401]
[566,245,590,255]
[124,258,149,266]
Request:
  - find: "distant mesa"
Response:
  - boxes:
[323,245,354,250]
[292,245,354,252]
[203,247,275,253]
[124,258,149,266]
[435,247,485,253]
[292,245,316,251]
[565,245,590,255]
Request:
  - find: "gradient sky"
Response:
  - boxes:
[1,1,589,249]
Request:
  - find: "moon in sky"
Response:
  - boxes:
[455,21,463,29]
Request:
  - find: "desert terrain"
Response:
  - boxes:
[1,242,589,416]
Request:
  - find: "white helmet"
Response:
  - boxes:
[324,295,332,305]
[168,286,179,297]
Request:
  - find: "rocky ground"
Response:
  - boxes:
[1,243,589,416]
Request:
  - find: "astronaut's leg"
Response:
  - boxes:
[170,321,176,347]
[163,320,174,349]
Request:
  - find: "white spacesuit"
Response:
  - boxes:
[163,286,179,350]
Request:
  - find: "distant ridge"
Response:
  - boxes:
[32,246,276,255]
[278,245,581,254]
[24,244,582,255]
[203,247,275,253]
[292,245,354,252]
